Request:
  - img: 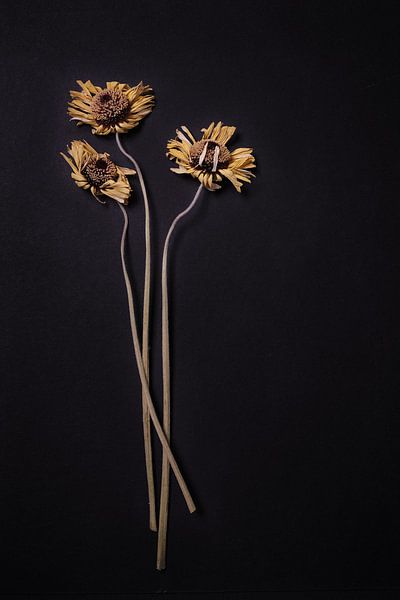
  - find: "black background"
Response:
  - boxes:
[2,1,400,598]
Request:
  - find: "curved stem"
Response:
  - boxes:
[117,203,196,515]
[116,133,157,532]
[157,183,203,570]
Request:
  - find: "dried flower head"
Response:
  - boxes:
[68,80,155,135]
[166,122,256,192]
[60,140,135,204]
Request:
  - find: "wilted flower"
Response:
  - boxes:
[68,80,155,135]
[167,121,256,192]
[60,140,135,204]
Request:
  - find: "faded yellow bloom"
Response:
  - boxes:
[60,140,135,204]
[166,122,256,192]
[68,80,155,135]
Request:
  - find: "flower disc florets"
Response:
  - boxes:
[189,140,231,171]
[90,89,130,126]
[82,154,118,187]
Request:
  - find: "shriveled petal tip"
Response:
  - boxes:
[181,125,196,143]
[201,122,215,139]
[119,166,136,176]
[170,166,189,174]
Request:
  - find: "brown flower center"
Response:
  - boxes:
[189,140,231,171]
[82,154,118,187]
[90,88,130,126]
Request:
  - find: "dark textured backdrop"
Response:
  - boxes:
[1,1,400,598]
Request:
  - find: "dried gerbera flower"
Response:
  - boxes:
[59,139,196,524]
[157,121,256,570]
[167,121,256,192]
[60,140,135,204]
[68,79,157,530]
[157,123,256,570]
[68,80,155,135]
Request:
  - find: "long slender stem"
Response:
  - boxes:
[117,203,196,514]
[157,183,203,570]
[116,133,157,532]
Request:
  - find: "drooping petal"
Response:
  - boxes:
[219,168,243,192]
